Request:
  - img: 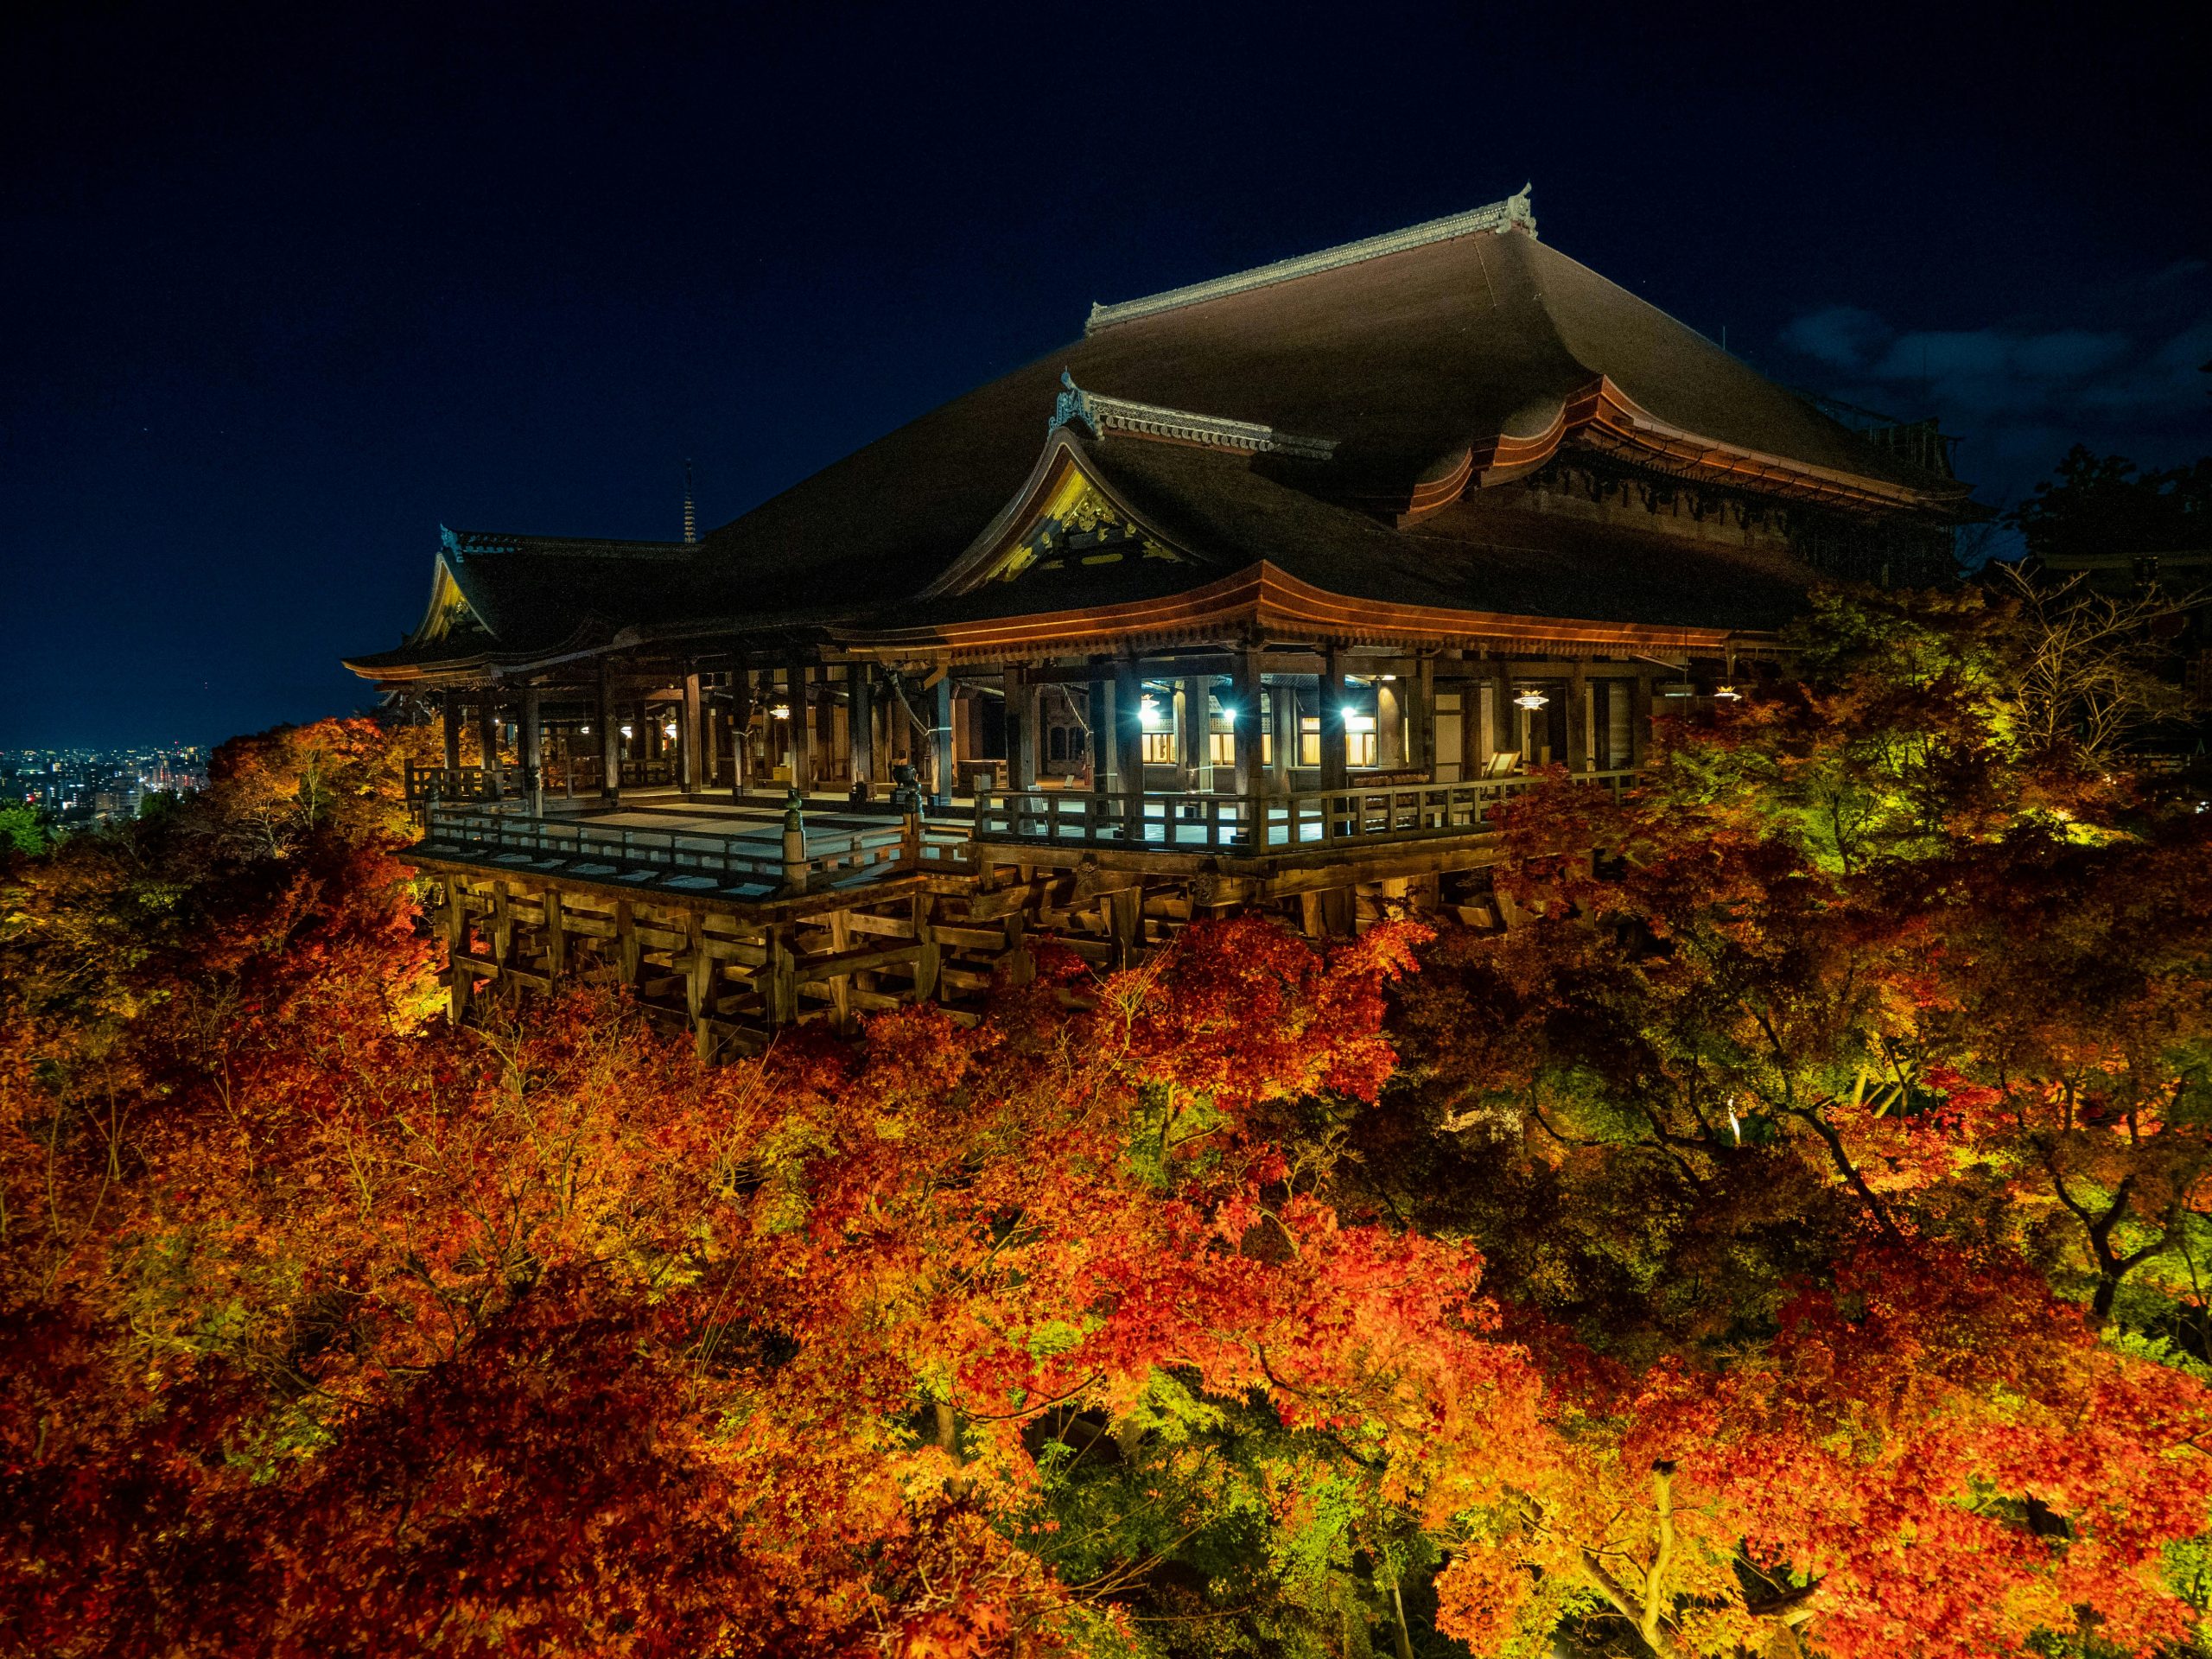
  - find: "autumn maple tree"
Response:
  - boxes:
[6,576,2212,1659]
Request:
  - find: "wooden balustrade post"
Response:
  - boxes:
[779,787,808,895]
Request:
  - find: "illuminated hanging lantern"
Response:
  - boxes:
[768,703,792,720]
[620,723,634,739]
[1512,687,1548,711]
[1138,694,1165,729]
[1713,683,1745,702]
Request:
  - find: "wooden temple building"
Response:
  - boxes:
[344,186,1978,1052]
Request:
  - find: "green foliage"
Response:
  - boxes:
[0,801,48,856]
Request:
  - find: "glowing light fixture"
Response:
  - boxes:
[1222,707,1237,728]
[1713,684,1744,702]
[1138,694,1164,729]
[620,723,634,738]
[769,703,791,720]
[663,721,678,737]
[1512,687,1548,711]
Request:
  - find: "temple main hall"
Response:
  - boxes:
[345,186,1977,1051]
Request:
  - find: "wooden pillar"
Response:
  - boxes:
[596,661,620,802]
[1377,678,1403,769]
[1233,647,1263,841]
[1321,645,1350,792]
[441,690,462,772]
[441,875,469,1024]
[1269,677,1296,794]
[814,663,836,781]
[477,695,503,801]
[1567,662,1592,772]
[847,662,874,790]
[1411,656,1433,775]
[729,660,754,798]
[1632,671,1654,770]
[1179,677,1212,794]
[1009,664,1039,791]
[930,672,954,808]
[681,666,703,794]
[1475,664,1498,772]
[1115,658,1146,836]
[519,684,543,812]
[786,658,813,792]
[1089,661,1114,796]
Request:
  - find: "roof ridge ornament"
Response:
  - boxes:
[1051,372,1338,461]
[1085,184,1535,334]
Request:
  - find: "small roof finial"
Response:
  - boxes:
[682,459,696,544]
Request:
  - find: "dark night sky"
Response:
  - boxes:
[3,3,2207,747]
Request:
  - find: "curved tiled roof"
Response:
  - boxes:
[349,194,1974,681]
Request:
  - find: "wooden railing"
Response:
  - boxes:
[405,763,528,805]
[971,771,1637,852]
[406,758,693,804]
[419,804,955,895]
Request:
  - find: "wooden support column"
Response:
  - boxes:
[1114,658,1146,836]
[911,893,941,1001]
[1568,662,1592,772]
[519,684,543,812]
[847,662,874,790]
[729,661,755,798]
[1269,679,1296,794]
[1632,671,1655,769]
[1009,664,1039,791]
[1232,648,1263,842]
[1411,656,1433,775]
[614,901,641,988]
[786,658,813,792]
[1321,645,1350,792]
[441,690,462,771]
[596,660,620,802]
[930,673,954,808]
[543,889,568,978]
[681,666,703,795]
[1180,677,1212,794]
[442,875,470,1024]
[1089,661,1114,797]
[477,695,502,801]
[685,913,715,1060]
[1475,664,1498,772]
[814,663,836,781]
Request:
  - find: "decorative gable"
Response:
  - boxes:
[978,453,1184,587]
[414,551,493,645]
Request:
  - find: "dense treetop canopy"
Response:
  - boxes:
[5,582,2212,1657]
